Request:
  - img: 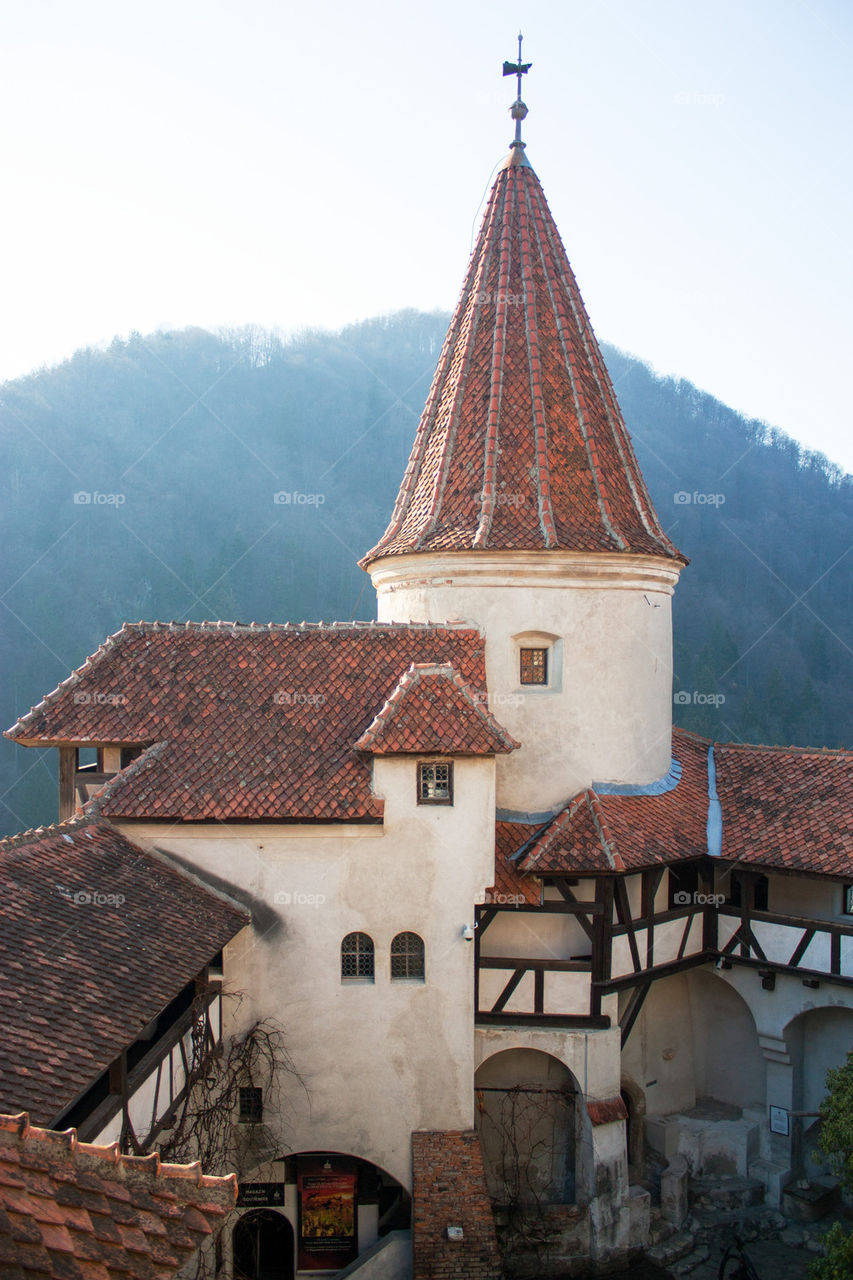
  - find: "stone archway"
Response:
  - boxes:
[784,1005,853,1177]
[475,1048,579,1207]
[687,969,766,1111]
[232,1209,294,1280]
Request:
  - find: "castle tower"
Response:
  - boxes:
[362,62,686,814]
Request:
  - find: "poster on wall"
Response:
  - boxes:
[297,1158,358,1271]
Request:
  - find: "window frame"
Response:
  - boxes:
[519,646,549,686]
[417,760,454,806]
[238,1085,263,1124]
[390,931,426,982]
[341,931,375,982]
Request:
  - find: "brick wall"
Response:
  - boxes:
[412,1129,502,1280]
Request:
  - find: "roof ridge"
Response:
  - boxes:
[715,738,852,758]
[587,789,625,871]
[0,813,102,855]
[82,740,170,815]
[0,1111,236,1202]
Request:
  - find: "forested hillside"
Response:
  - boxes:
[1,312,851,835]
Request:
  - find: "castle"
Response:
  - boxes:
[2,49,852,1280]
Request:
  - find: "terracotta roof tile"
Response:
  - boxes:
[5,622,487,822]
[362,156,683,566]
[488,821,542,906]
[0,1112,234,1279]
[513,730,853,879]
[354,663,518,756]
[0,820,248,1125]
[715,741,853,877]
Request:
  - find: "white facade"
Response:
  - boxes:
[370,550,682,811]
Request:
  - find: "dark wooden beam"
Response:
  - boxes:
[476,1012,611,1030]
[788,929,815,967]
[491,968,527,1013]
[475,906,499,935]
[620,981,651,1047]
[614,878,641,973]
[590,877,614,1015]
[595,951,709,993]
[58,746,75,821]
[478,956,591,972]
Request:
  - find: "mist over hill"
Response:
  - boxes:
[1,311,851,836]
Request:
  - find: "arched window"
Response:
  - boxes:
[341,932,374,981]
[391,932,425,981]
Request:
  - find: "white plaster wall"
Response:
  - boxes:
[619,973,697,1116]
[480,907,591,963]
[369,551,681,812]
[768,875,846,923]
[118,755,496,1191]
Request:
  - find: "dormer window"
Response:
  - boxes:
[520,647,548,686]
[418,761,453,805]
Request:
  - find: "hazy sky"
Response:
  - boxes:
[2,0,851,470]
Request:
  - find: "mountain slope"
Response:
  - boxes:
[1,313,850,834]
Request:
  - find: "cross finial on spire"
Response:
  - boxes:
[502,31,531,150]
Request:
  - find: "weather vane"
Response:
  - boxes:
[503,31,532,150]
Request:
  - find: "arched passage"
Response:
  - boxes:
[233,1209,294,1280]
[687,969,765,1111]
[785,1005,853,1176]
[475,1049,579,1207]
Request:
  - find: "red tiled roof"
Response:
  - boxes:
[0,820,248,1125]
[512,730,853,879]
[520,730,710,875]
[488,820,542,906]
[5,621,487,822]
[715,741,853,877]
[362,151,683,566]
[0,1111,235,1279]
[354,663,518,756]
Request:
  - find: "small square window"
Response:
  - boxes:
[843,885,853,916]
[418,762,453,805]
[238,1086,263,1124]
[520,647,548,685]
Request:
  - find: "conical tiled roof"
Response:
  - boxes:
[362,150,683,565]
